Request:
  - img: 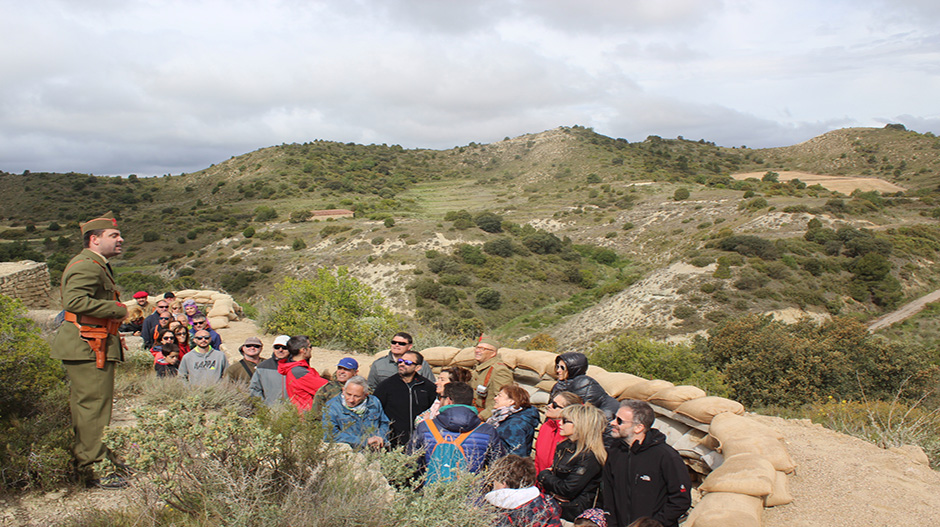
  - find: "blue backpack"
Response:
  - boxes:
[424,419,481,484]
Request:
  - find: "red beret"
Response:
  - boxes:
[133,291,148,299]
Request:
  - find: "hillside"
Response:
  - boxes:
[2,125,940,349]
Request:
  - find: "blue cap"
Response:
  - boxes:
[337,357,358,370]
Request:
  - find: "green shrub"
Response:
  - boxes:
[475,287,502,310]
[526,333,558,352]
[473,212,503,233]
[263,268,396,351]
[673,188,690,201]
[456,244,487,265]
[704,315,939,407]
[483,238,515,257]
[371,236,385,245]
[0,295,72,490]
[522,230,563,254]
[116,271,168,295]
[589,334,729,396]
[142,231,160,242]
[717,235,780,260]
[243,226,255,238]
[254,205,278,222]
[292,238,307,251]
[384,217,395,228]
[673,305,696,319]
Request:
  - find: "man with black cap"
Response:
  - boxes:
[50,212,129,489]
[226,336,264,384]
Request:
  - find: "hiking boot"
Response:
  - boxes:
[86,473,129,490]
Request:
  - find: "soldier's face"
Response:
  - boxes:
[92,229,123,258]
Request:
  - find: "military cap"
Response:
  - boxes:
[80,212,119,235]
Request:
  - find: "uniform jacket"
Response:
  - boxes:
[407,404,505,474]
[51,249,127,362]
[323,394,389,448]
[310,379,343,419]
[374,373,436,447]
[248,356,287,406]
[470,354,514,420]
[496,405,541,457]
[367,350,436,389]
[601,428,692,527]
[551,353,620,418]
[226,358,258,384]
[537,439,604,522]
[278,359,328,413]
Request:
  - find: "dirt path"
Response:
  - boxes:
[867,288,940,331]
[754,414,940,527]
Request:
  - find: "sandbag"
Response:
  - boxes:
[530,391,550,406]
[720,434,796,474]
[175,289,198,298]
[586,364,607,377]
[648,385,707,410]
[535,380,556,393]
[764,470,793,507]
[515,350,557,377]
[208,297,234,318]
[699,453,775,497]
[710,412,784,442]
[208,316,229,329]
[227,311,239,321]
[593,372,646,399]
[674,396,745,424]
[373,349,389,360]
[497,348,524,370]
[419,346,460,367]
[685,492,763,527]
[513,369,545,387]
[620,379,675,401]
[451,347,477,367]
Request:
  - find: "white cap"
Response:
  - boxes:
[273,335,290,347]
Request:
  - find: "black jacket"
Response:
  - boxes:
[601,428,692,527]
[374,373,436,447]
[537,439,603,521]
[551,352,620,418]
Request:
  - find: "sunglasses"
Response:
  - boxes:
[159,317,171,320]
[193,336,211,340]
[555,363,566,369]
[156,305,168,309]
[615,416,633,426]
[560,418,573,425]
[396,358,416,366]
[194,321,207,325]
[549,401,563,409]
[243,344,261,348]
[162,336,175,340]
[273,345,287,350]
[391,340,409,346]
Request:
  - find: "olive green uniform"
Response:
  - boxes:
[470,354,513,420]
[50,249,127,481]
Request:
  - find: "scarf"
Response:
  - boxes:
[343,397,368,416]
[487,405,521,427]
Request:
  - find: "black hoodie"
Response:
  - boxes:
[601,428,692,527]
[551,352,620,418]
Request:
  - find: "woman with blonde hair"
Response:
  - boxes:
[534,391,584,473]
[537,403,607,522]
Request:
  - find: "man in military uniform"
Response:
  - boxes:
[50,212,129,489]
[469,336,513,420]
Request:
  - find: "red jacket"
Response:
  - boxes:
[278,359,328,413]
[534,418,564,473]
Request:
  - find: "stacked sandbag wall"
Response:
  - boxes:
[148,289,243,329]
[415,345,795,526]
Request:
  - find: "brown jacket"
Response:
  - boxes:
[470,354,513,420]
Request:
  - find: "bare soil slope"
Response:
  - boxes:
[732,171,906,194]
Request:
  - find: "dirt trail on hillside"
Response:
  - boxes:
[5,319,939,526]
[867,288,940,331]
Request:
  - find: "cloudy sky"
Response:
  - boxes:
[2,0,938,176]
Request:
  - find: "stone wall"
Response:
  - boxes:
[0,260,54,308]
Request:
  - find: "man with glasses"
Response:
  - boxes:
[374,350,435,447]
[602,400,691,527]
[226,337,264,384]
[469,336,512,420]
[367,332,434,390]
[178,329,228,385]
[189,314,222,350]
[141,299,170,349]
[249,335,290,406]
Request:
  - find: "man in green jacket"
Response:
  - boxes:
[50,212,129,489]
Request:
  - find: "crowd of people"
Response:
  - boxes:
[123,295,693,527]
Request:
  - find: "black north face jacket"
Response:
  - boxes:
[601,428,692,527]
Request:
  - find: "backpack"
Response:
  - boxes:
[424,419,481,485]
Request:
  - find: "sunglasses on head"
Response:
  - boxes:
[396,358,416,366]
[391,340,409,346]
